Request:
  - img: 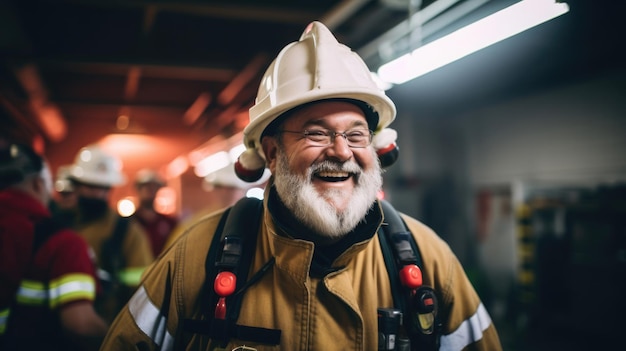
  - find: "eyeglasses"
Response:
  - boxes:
[279,128,373,148]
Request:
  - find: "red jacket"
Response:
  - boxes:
[133,209,179,257]
[0,190,39,309]
[0,189,100,350]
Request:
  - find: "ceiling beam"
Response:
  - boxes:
[45,0,326,24]
[124,66,142,100]
[321,0,371,30]
[216,53,269,106]
[183,92,212,126]
[13,65,68,142]
[52,99,191,110]
[36,60,236,81]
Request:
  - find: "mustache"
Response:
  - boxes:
[310,160,362,174]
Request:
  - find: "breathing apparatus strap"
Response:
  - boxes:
[183,198,441,349]
[378,200,442,351]
[182,197,281,346]
[378,201,409,316]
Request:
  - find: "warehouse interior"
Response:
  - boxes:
[1,1,625,349]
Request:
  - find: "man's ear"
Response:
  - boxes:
[261,136,279,173]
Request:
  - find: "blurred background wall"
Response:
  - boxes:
[384,67,626,350]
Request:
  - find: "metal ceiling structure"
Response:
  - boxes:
[0,0,623,176]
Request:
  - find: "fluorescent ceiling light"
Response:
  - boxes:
[377,0,569,85]
[228,144,246,162]
[370,72,394,91]
[194,151,231,177]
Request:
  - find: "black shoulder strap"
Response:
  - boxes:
[185,198,440,349]
[112,215,130,248]
[101,215,130,280]
[378,200,442,351]
[212,196,263,319]
[378,199,420,310]
[183,197,280,346]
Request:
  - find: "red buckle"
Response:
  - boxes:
[214,271,236,319]
[399,264,422,289]
[214,271,236,296]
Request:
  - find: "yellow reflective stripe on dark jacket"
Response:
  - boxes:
[16,273,96,307]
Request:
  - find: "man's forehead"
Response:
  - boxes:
[282,101,368,127]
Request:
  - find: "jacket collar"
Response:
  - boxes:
[263,186,383,277]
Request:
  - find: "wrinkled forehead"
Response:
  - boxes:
[262,98,377,138]
[280,100,369,130]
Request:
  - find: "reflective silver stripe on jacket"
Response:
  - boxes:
[128,286,174,350]
[440,303,492,350]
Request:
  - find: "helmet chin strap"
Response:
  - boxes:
[234,128,399,182]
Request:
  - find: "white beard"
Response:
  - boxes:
[273,147,383,239]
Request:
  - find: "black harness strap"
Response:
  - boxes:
[378,200,442,351]
[101,215,130,282]
[378,201,409,309]
[183,197,281,346]
[219,198,263,324]
[183,198,441,350]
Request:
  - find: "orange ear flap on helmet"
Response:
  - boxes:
[377,143,400,168]
[234,148,266,182]
[373,128,399,168]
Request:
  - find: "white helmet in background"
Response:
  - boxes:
[69,145,126,187]
[236,21,398,182]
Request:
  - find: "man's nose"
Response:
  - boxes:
[325,133,353,161]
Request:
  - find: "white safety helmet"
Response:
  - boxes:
[236,21,398,182]
[68,145,126,187]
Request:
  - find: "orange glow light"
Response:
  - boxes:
[167,155,189,179]
[155,187,177,215]
[36,104,67,141]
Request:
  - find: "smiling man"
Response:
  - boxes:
[101,21,502,351]
[266,100,383,242]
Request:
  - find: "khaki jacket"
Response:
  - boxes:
[101,198,501,350]
[75,208,154,323]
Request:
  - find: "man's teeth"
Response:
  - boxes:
[317,171,349,178]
